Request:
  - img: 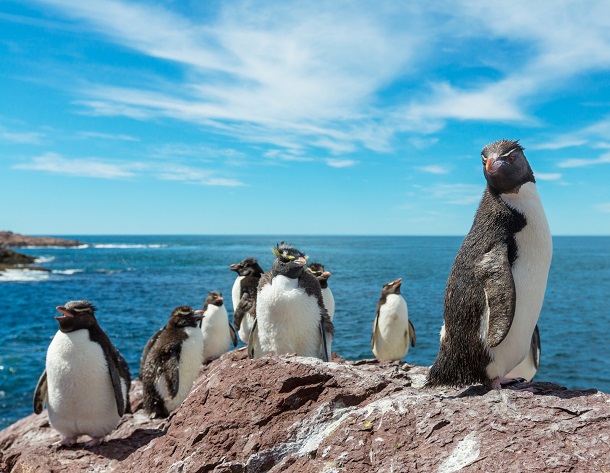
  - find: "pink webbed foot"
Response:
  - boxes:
[82,437,104,448]
[56,436,78,448]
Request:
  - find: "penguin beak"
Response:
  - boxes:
[485,156,503,175]
[54,306,73,320]
[193,309,204,319]
[295,257,307,267]
[321,271,331,280]
[229,263,241,272]
[393,278,403,287]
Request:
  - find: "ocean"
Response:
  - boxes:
[1,235,609,429]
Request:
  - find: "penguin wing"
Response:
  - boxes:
[371,310,380,352]
[102,343,128,417]
[247,318,259,359]
[233,292,256,331]
[408,320,417,347]
[474,243,516,348]
[532,324,541,370]
[298,271,334,361]
[140,327,164,379]
[33,369,48,414]
[162,346,181,399]
[229,323,238,347]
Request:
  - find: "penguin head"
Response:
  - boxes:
[271,242,308,278]
[55,300,97,333]
[230,257,264,277]
[168,305,203,329]
[481,139,535,194]
[308,262,331,288]
[381,278,403,296]
[204,291,224,308]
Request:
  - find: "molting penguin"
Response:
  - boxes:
[371,278,416,362]
[199,291,238,362]
[230,257,265,344]
[249,242,333,361]
[308,262,335,322]
[506,324,541,382]
[141,306,204,418]
[33,301,131,447]
[426,140,552,389]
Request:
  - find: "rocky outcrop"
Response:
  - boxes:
[1,350,609,472]
[0,231,83,248]
[0,247,50,272]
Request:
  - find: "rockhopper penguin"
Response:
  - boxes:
[141,306,204,417]
[249,242,334,361]
[371,278,416,362]
[426,139,552,389]
[33,300,131,447]
[230,257,265,344]
[199,291,238,362]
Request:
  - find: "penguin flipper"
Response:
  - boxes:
[234,292,255,331]
[229,323,238,347]
[247,319,259,359]
[474,243,516,348]
[140,327,163,379]
[319,318,331,362]
[371,312,380,352]
[532,324,541,370]
[33,369,48,414]
[163,347,181,399]
[103,345,128,417]
[408,320,417,347]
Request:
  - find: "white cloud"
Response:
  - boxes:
[417,164,448,175]
[597,203,610,213]
[558,154,610,168]
[535,173,562,181]
[78,131,139,142]
[326,158,357,168]
[0,127,45,144]
[427,183,483,205]
[13,152,136,178]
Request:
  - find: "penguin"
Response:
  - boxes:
[33,300,131,447]
[248,242,333,361]
[371,278,416,362]
[506,324,541,382]
[230,257,265,344]
[426,139,552,389]
[199,291,238,362]
[140,306,204,418]
[308,262,335,321]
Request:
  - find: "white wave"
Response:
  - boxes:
[20,244,90,249]
[52,269,84,275]
[34,256,56,264]
[91,244,168,249]
[0,269,51,282]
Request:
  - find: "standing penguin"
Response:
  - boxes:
[426,140,552,389]
[141,306,204,418]
[249,242,333,361]
[33,301,131,447]
[371,278,416,361]
[506,324,541,382]
[199,291,238,362]
[308,262,335,322]
[230,257,265,344]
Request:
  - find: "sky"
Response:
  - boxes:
[1,1,610,236]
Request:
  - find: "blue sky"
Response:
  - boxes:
[1,1,610,235]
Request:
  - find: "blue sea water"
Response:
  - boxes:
[1,235,609,429]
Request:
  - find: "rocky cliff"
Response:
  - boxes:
[1,350,608,472]
[0,231,83,248]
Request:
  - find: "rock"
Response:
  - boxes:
[0,247,50,272]
[0,231,84,248]
[1,351,609,472]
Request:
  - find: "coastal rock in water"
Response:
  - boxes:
[1,351,609,472]
[0,230,83,248]
[0,247,36,267]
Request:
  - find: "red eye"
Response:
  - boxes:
[508,155,515,162]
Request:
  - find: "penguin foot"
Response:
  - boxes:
[83,437,104,448]
[57,437,78,448]
[490,377,502,390]
[500,377,527,386]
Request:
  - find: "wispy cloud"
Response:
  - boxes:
[13,152,137,178]
[535,173,562,181]
[425,183,483,205]
[417,164,448,175]
[326,158,357,168]
[597,203,610,213]
[558,154,610,168]
[78,131,140,142]
[0,127,45,145]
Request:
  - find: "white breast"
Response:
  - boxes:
[231,276,244,312]
[201,304,232,360]
[157,326,203,413]
[487,182,552,379]
[46,330,124,439]
[256,275,323,358]
[372,294,410,361]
